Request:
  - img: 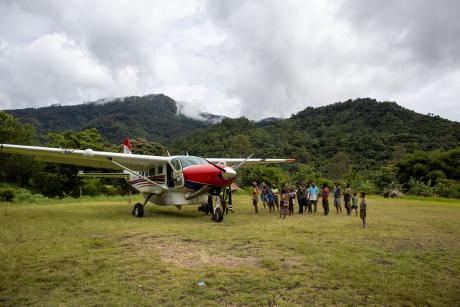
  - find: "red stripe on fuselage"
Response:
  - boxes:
[129,175,165,184]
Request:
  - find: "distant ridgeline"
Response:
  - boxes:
[6,96,460,172]
[171,98,460,172]
[6,94,213,144]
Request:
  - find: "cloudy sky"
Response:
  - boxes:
[0,0,459,121]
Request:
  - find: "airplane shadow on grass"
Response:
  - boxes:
[71,204,212,222]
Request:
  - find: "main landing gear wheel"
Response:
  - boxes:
[132,203,144,218]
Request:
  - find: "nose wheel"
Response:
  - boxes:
[211,195,224,222]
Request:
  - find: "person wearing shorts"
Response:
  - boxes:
[280,189,289,219]
[252,182,259,213]
[334,182,342,214]
[351,192,358,216]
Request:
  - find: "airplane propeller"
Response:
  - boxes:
[204,158,237,180]
[232,154,254,170]
[204,158,226,172]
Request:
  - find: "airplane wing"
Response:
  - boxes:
[206,158,295,167]
[0,144,170,171]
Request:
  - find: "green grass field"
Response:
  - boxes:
[1,195,459,306]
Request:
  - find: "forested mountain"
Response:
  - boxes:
[171,98,460,175]
[6,94,212,144]
[5,95,460,174]
[2,96,460,198]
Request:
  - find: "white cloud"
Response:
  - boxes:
[0,0,459,121]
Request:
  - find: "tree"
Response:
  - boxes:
[0,112,39,186]
[324,152,350,180]
[47,128,108,151]
[374,164,399,191]
[130,137,166,155]
[29,129,112,197]
[231,134,253,157]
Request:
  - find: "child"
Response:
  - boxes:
[360,192,367,228]
[305,189,312,214]
[351,192,358,216]
[280,189,289,219]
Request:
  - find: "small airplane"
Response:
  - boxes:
[1,138,294,222]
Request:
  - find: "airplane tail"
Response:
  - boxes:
[123,138,132,154]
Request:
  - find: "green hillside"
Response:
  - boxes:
[6,95,460,172]
[2,97,460,198]
[6,94,210,144]
[171,98,460,173]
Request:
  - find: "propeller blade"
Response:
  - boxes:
[204,158,227,172]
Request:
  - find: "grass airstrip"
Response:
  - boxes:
[1,194,459,306]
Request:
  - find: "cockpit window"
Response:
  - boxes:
[171,156,208,169]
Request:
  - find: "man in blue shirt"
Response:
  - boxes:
[334,182,342,214]
[308,182,320,214]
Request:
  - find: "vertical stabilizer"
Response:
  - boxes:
[123,138,132,154]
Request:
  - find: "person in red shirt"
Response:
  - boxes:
[321,183,330,215]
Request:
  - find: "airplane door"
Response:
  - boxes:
[170,158,184,187]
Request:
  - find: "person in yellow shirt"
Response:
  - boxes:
[251,182,259,213]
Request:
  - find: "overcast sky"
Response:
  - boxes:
[0,0,459,121]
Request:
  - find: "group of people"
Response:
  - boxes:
[251,182,367,228]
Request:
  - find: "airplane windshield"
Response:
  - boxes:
[172,156,209,168]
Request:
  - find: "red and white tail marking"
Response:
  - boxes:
[123,138,132,154]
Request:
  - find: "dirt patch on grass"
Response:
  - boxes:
[119,233,259,268]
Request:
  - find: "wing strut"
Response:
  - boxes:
[107,158,166,193]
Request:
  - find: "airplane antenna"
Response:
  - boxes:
[167,150,171,157]
[186,151,189,156]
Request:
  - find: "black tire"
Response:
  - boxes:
[212,207,224,223]
[132,203,144,218]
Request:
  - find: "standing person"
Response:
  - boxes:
[260,184,267,209]
[360,192,367,228]
[321,183,330,215]
[272,184,280,212]
[305,182,312,214]
[251,182,259,213]
[288,188,296,216]
[297,183,306,214]
[308,182,319,214]
[351,192,358,216]
[266,185,275,213]
[280,189,289,219]
[344,183,352,216]
[334,182,342,214]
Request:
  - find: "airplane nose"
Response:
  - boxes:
[221,167,237,180]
